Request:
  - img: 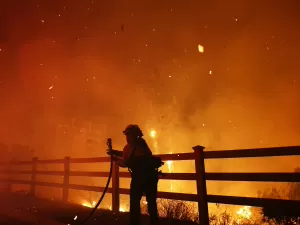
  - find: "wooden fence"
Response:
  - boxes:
[1,146,300,225]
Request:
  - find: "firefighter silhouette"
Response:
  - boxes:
[107,124,160,225]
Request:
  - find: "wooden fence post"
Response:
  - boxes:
[193,145,209,225]
[63,156,70,202]
[30,157,38,196]
[112,160,120,213]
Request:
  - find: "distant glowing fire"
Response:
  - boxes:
[82,201,129,212]
[149,129,174,192]
[82,201,96,208]
[150,129,157,138]
[236,206,252,222]
[150,129,158,149]
[119,206,127,212]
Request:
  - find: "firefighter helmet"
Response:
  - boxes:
[123,124,143,137]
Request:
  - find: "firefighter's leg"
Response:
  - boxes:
[130,178,143,225]
[145,174,159,225]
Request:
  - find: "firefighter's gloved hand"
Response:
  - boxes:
[111,155,120,161]
[158,170,165,177]
[106,149,113,156]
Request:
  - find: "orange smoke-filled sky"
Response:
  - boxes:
[0,0,300,159]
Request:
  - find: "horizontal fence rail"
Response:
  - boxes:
[0,146,300,225]
[203,146,300,159]
[206,172,300,182]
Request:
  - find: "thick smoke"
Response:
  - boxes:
[0,0,300,200]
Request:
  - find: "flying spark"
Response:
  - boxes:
[198,44,204,53]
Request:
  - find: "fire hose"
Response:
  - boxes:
[79,138,114,225]
[78,137,164,224]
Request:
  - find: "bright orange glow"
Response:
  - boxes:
[82,202,129,213]
[150,129,157,138]
[198,44,204,53]
[2,2,300,223]
[236,206,252,222]
[166,160,173,172]
[119,206,126,212]
[82,201,96,208]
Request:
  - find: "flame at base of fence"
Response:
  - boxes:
[81,199,254,224]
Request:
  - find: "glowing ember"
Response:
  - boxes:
[150,129,157,138]
[74,215,78,220]
[49,85,53,90]
[198,44,204,53]
[236,206,252,220]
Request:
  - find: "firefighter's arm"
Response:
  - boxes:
[113,145,131,168]
[106,149,125,166]
[107,146,129,168]
[107,149,123,157]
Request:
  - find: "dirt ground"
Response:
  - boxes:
[0,192,198,225]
